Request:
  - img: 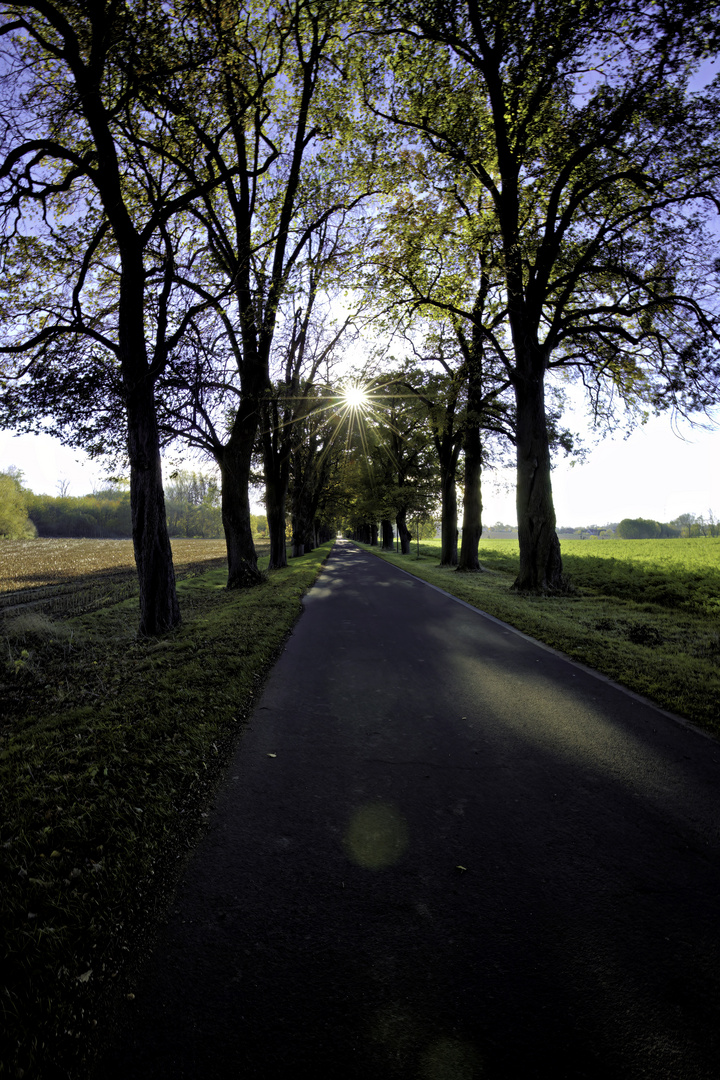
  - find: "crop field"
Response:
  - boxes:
[0,538,270,620]
[471,536,720,617]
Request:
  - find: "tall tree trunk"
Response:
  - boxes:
[261,398,291,570]
[120,263,180,636]
[458,423,482,571]
[513,368,563,591]
[396,509,412,555]
[440,464,458,566]
[370,522,379,546]
[381,519,394,550]
[265,481,287,569]
[126,379,180,636]
[262,425,289,570]
[298,518,315,552]
[218,436,262,588]
[292,505,315,555]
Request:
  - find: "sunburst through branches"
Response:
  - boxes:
[260,376,424,513]
[340,381,370,411]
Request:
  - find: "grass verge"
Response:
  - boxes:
[0,544,330,1080]
[358,540,720,736]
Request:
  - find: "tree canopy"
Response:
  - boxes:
[1,0,719,622]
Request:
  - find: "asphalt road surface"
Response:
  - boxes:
[95,541,720,1079]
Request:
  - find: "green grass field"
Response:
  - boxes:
[360,537,720,733]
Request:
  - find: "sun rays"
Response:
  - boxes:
[259,375,415,490]
[341,381,370,411]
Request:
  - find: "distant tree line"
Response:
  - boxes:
[616,515,719,539]
[0,469,268,540]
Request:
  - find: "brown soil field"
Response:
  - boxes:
[0,538,235,593]
[0,538,270,618]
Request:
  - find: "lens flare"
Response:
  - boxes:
[342,382,369,410]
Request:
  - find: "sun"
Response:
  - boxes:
[341,382,369,410]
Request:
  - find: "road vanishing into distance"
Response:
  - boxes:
[95,541,720,1079]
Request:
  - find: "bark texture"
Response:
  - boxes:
[265,483,288,570]
[439,463,458,566]
[381,519,394,550]
[396,510,412,555]
[218,438,262,588]
[119,254,180,636]
[513,369,563,591]
[126,380,180,636]
[458,422,483,572]
[262,406,290,570]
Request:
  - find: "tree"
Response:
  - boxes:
[259,215,368,569]
[358,140,518,572]
[384,352,465,566]
[141,0,374,586]
[616,517,662,539]
[165,470,223,538]
[362,0,720,592]
[409,364,463,567]
[363,377,440,555]
[288,384,348,555]
[0,0,217,632]
[0,468,35,538]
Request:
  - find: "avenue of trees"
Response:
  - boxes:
[1,0,719,633]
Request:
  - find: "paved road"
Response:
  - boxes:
[96,541,720,1079]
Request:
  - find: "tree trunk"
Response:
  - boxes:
[218,438,263,588]
[292,510,315,556]
[261,399,290,570]
[265,481,287,570]
[513,369,563,592]
[370,522,379,546]
[381,519,394,550]
[396,509,412,555]
[80,49,181,637]
[126,380,180,636]
[458,423,482,571]
[120,258,180,636]
[440,464,458,566]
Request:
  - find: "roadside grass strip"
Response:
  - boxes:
[360,538,720,735]
[0,544,330,1080]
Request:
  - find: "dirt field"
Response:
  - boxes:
[0,538,269,618]
[0,538,233,592]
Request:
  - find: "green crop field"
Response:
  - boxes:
[475,536,720,617]
[361,536,720,734]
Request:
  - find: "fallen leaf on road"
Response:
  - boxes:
[267,753,277,758]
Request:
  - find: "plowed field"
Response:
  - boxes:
[0,538,269,618]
